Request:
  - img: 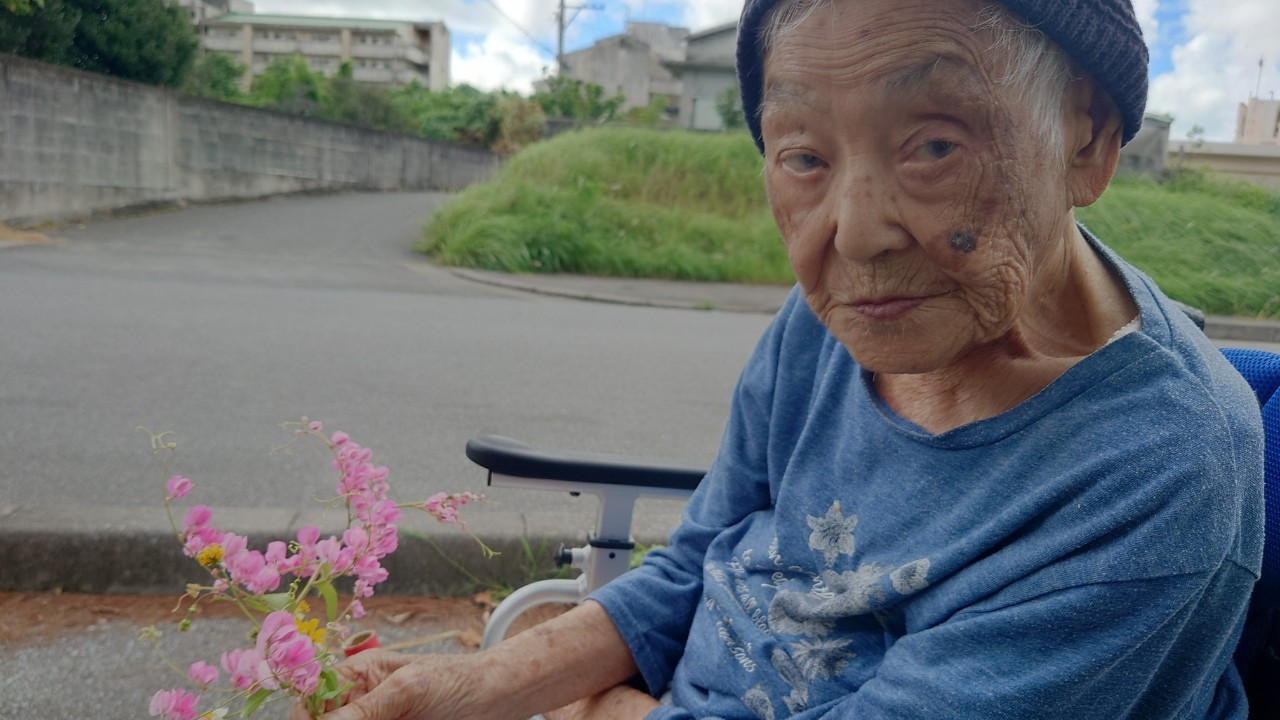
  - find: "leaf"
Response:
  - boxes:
[240,596,272,613]
[313,668,351,702]
[260,593,292,611]
[316,580,338,623]
[240,689,274,716]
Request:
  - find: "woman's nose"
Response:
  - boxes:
[831,169,912,262]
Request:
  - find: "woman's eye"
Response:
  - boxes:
[915,140,957,160]
[781,153,825,173]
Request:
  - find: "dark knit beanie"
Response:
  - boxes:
[736,0,1148,149]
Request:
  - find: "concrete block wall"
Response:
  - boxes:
[1,55,500,224]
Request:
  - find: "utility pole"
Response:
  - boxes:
[556,0,604,76]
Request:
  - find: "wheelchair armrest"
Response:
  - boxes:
[465,435,705,492]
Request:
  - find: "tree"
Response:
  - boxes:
[492,94,546,154]
[1,0,79,65]
[1,0,197,86]
[390,82,501,148]
[183,51,246,103]
[2,0,43,14]
[715,86,745,130]
[319,62,416,134]
[249,54,326,117]
[532,75,624,123]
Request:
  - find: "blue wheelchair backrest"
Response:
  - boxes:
[1221,348,1280,717]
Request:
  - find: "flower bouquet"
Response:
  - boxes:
[141,419,486,720]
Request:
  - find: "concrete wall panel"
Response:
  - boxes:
[1,55,499,224]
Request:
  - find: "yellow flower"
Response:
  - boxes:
[296,600,311,615]
[196,543,223,568]
[294,616,328,645]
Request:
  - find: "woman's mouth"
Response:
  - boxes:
[852,296,925,320]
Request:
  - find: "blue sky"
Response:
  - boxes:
[255,0,1278,141]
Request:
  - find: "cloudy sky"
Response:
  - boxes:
[253,0,1278,141]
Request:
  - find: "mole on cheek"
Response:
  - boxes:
[949,231,978,254]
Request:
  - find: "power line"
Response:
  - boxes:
[556,0,604,75]
[477,0,557,56]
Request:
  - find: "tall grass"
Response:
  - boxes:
[1078,171,1280,318]
[420,127,1280,318]
[419,127,791,283]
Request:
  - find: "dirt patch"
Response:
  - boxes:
[0,223,58,245]
[0,590,568,652]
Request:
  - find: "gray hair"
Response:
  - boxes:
[757,0,1076,153]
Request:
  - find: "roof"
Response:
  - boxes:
[208,13,441,32]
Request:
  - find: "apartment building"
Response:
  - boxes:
[199,13,450,91]
[174,0,255,25]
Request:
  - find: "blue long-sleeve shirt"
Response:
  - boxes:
[591,232,1264,719]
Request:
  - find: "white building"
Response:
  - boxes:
[199,13,450,91]
[1236,97,1280,146]
[173,0,255,25]
[560,21,688,115]
[665,22,738,131]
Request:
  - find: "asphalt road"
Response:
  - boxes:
[0,192,773,529]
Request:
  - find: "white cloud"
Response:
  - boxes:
[1130,0,1158,47]
[681,0,741,32]
[452,29,553,93]
[1147,0,1280,140]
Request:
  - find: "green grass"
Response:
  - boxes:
[1077,171,1280,318]
[419,127,1280,318]
[419,127,791,284]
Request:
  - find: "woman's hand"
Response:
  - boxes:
[291,601,639,720]
[544,684,661,720]
[288,650,488,720]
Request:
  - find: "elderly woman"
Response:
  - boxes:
[304,0,1264,717]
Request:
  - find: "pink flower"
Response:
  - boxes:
[187,661,218,686]
[297,526,321,547]
[349,599,366,619]
[421,492,482,527]
[331,431,349,446]
[183,505,212,529]
[149,689,201,720]
[221,648,274,692]
[180,506,222,557]
[352,555,388,587]
[166,475,193,500]
[257,611,322,695]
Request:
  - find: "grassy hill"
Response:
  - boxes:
[419,127,1280,319]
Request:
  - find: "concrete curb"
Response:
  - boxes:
[452,268,1280,343]
[0,504,677,597]
[448,268,790,315]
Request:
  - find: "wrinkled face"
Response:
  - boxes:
[761,0,1075,374]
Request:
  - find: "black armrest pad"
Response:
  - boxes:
[466,435,705,491]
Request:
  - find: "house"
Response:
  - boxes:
[664,22,738,131]
[560,21,688,114]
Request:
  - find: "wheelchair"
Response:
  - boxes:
[466,346,1280,717]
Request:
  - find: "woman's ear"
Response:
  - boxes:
[1064,76,1123,208]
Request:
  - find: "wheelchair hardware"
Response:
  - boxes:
[465,436,704,648]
